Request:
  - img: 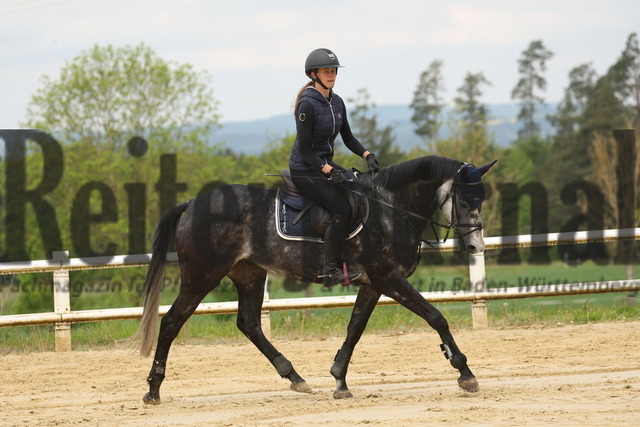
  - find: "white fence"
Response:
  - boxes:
[1,228,639,351]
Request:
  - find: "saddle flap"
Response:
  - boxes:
[310,207,331,235]
[280,169,303,197]
[280,169,307,210]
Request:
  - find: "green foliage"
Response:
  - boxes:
[582,77,627,137]
[410,59,446,143]
[453,71,491,143]
[448,71,494,162]
[17,42,224,261]
[346,87,406,166]
[25,43,220,152]
[12,274,53,314]
[607,33,640,127]
[511,40,554,139]
[548,63,597,140]
[543,36,639,235]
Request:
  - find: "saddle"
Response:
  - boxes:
[276,169,367,242]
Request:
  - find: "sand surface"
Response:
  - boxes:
[1,321,639,426]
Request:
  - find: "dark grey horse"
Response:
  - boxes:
[134,155,496,404]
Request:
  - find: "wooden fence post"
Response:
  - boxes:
[261,274,272,339]
[469,252,488,329]
[52,251,71,351]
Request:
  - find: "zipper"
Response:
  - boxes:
[310,86,337,157]
[327,97,336,152]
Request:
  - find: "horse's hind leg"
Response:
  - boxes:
[228,261,312,393]
[376,273,479,392]
[330,285,381,399]
[144,281,216,404]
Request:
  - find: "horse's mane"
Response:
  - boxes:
[375,156,463,189]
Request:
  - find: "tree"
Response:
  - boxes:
[25,43,220,152]
[410,60,446,145]
[546,62,599,203]
[549,63,597,140]
[581,77,630,230]
[19,43,222,260]
[511,40,554,139]
[424,72,501,238]
[453,71,492,156]
[581,76,627,137]
[346,87,405,166]
[607,33,640,127]
[432,72,495,163]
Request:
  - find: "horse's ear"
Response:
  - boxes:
[477,160,497,176]
[458,164,472,180]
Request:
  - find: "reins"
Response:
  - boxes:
[265,170,484,247]
[342,175,484,247]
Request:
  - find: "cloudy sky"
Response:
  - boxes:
[1,0,638,128]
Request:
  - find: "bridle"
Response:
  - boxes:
[350,174,484,248]
[422,179,485,247]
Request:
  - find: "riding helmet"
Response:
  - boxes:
[305,48,343,78]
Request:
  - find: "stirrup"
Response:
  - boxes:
[319,262,361,287]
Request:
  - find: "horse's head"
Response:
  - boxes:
[435,160,497,254]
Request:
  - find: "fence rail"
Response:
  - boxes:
[1,228,639,351]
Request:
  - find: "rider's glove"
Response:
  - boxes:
[327,168,347,185]
[366,153,380,174]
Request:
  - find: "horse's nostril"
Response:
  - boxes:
[467,245,478,254]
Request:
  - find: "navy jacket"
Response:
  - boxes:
[289,87,366,172]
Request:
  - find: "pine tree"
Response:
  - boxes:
[607,33,640,127]
[549,63,597,140]
[409,60,445,145]
[347,87,404,166]
[511,40,554,139]
[453,71,492,148]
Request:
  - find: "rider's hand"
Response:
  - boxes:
[328,168,347,185]
[366,153,379,174]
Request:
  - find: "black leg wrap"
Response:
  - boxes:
[440,342,453,360]
[440,342,468,370]
[273,354,293,377]
[147,360,166,383]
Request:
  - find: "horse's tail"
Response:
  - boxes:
[133,200,191,358]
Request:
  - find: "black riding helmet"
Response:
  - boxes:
[305,48,343,89]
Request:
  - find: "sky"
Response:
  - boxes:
[1,0,639,129]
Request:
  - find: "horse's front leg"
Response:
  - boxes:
[379,273,479,392]
[330,285,381,399]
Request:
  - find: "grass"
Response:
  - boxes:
[1,260,639,353]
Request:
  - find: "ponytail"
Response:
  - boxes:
[294,81,314,114]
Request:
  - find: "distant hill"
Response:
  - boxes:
[213,103,557,155]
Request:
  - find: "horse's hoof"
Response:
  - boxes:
[458,375,479,392]
[143,393,161,405]
[333,389,353,399]
[291,381,312,394]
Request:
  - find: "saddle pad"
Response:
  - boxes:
[275,189,366,243]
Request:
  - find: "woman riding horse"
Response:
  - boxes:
[289,48,380,287]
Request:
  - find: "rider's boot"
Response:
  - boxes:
[321,215,361,287]
[322,262,361,287]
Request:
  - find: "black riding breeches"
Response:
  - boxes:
[290,169,351,262]
[289,169,351,220]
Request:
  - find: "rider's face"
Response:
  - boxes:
[314,67,337,89]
